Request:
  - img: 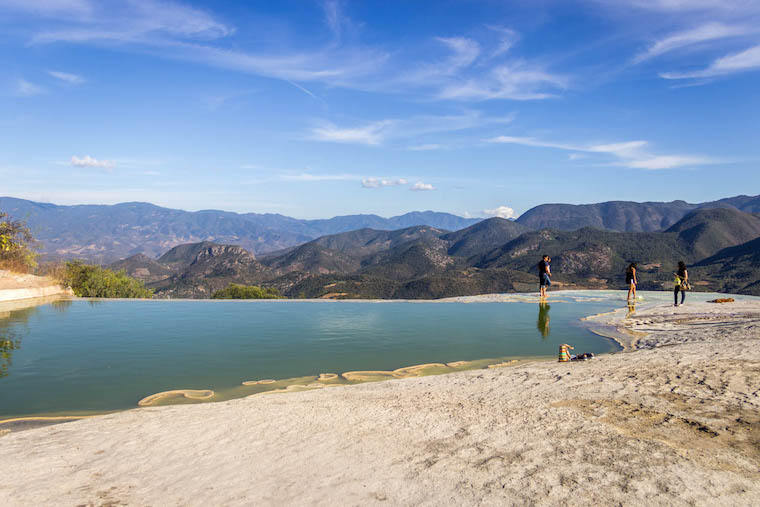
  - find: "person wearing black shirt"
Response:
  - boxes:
[538,255,551,298]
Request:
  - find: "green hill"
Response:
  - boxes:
[442,218,532,258]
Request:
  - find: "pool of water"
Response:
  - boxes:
[0,291,679,419]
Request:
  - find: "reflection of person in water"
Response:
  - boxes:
[626,301,636,318]
[537,303,551,338]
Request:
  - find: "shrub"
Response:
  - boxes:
[62,260,153,298]
[0,212,38,273]
[211,283,282,299]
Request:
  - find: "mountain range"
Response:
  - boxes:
[4,194,760,298]
[0,197,480,263]
[514,195,760,231]
[102,206,760,298]
[3,194,759,265]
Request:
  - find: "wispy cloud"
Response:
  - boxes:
[483,205,517,219]
[309,120,391,146]
[609,0,757,13]
[12,2,567,102]
[633,23,754,63]
[241,167,362,185]
[31,0,233,44]
[438,63,567,101]
[361,178,408,188]
[47,70,85,84]
[70,155,114,169]
[400,33,566,101]
[410,181,436,191]
[660,44,760,79]
[308,110,514,146]
[488,26,520,58]
[16,78,45,96]
[408,144,446,151]
[488,135,718,170]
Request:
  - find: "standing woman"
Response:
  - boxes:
[626,263,638,300]
[674,261,688,306]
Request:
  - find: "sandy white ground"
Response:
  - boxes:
[0,270,71,302]
[1,298,759,506]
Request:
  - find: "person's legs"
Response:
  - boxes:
[627,284,633,300]
[681,288,686,305]
[632,283,636,299]
[674,286,680,305]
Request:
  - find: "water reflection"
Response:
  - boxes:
[537,303,551,338]
[0,307,35,379]
[626,302,636,319]
[0,300,71,379]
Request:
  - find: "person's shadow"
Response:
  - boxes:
[537,303,551,338]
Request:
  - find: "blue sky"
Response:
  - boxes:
[1,0,759,219]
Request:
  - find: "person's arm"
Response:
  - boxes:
[633,267,637,284]
[683,269,688,282]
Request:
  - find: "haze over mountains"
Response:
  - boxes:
[3,194,760,298]
[102,206,760,299]
[2,194,759,264]
[0,197,481,263]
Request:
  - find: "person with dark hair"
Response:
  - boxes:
[674,261,688,306]
[538,254,551,298]
[626,263,638,301]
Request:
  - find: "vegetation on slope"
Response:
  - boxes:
[61,260,153,298]
[0,212,38,272]
[211,284,282,299]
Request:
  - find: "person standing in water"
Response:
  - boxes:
[674,261,688,306]
[626,263,638,300]
[538,255,551,298]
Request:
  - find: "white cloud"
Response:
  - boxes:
[31,0,232,43]
[621,155,717,170]
[70,155,115,169]
[435,37,481,72]
[488,26,520,58]
[610,0,755,12]
[437,63,567,101]
[361,178,408,188]
[660,44,760,79]
[23,1,389,91]
[410,181,436,191]
[483,206,517,219]
[462,211,474,219]
[15,78,45,96]
[488,135,717,170]
[309,111,514,146]
[309,120,391,145]
[13,2,563,102]
[47,70,85,84]
[408,144,445,151]
[633,23,753,63]
[397,31,565,102]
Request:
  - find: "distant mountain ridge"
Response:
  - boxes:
[105,209,760,298]
[0,197,481,264]
[515,194,760,232]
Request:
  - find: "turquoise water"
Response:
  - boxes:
[0,294,632,418]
